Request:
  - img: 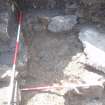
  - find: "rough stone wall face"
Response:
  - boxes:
[12,0,105,23]
[80,0,105,5]
[13,0,71,9]
[0,0,10,10]
[14,0,105,8]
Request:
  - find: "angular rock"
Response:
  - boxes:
[79,24,105,73]
[48,15,77,32]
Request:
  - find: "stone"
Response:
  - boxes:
[0,0,9,10]
[48,15,77,32]
[80,0,105,6]
[0,0,11,42]
[47,0,56,9]
[65,94,104,105]
[0,87,9,105]
[27,93,64,105]
[73,84,104,97]
[65,3,78,15]
[0,12,10,42]
[79,24,105,73]
[63,65,105,98]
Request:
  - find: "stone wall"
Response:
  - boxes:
[9,0,105,23]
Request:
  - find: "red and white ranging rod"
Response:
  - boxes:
[8,12,23,105]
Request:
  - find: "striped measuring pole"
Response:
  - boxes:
[8,11,23,105]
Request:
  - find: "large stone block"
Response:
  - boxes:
[48,15,77,32]
[79,24,105,73]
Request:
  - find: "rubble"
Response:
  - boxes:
[48,15,77,32]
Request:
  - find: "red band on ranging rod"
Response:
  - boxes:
[13,42,19,65]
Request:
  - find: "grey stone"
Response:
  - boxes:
[0,12,10,42]
[65,3,78,15]
[79,24,105,73]
[80,0,105,5]
[48,15,77,32]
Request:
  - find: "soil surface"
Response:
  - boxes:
[20,10,105,105]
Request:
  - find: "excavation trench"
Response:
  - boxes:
[0,0,105,105]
